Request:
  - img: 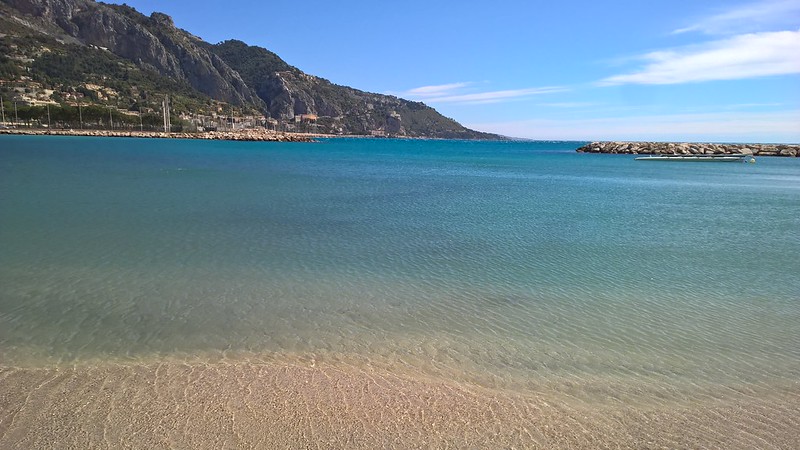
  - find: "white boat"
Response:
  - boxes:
[634,154,755,163]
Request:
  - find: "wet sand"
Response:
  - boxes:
[2,359,798,449]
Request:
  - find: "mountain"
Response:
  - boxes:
[2,0,262,107]
[0,0,500,139]
[208,40,495,138]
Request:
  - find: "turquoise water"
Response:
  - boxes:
[1,135,799,401]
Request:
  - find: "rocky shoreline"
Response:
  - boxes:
[0,128,316,142]
[577,141,799,157]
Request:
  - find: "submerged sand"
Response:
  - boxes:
[1,359,798,449]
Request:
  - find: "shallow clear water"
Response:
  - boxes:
[1,136,799,408]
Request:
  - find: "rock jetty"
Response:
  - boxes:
[577,141,799,157]
[0,129,315,142]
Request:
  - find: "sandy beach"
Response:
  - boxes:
[1,357,798,449]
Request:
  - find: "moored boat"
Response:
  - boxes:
[634,154,755,163]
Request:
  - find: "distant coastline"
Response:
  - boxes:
[577,141,800,157]
[0,128,315,142]
[0,128,506,142]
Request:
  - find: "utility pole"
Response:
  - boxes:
[1,97,5,126]
[79,102,83,129]
[109,106,113,130]
[47,103,51,128]
[162,95,170,133]
[139,107,143,132]
[14,101,18,126]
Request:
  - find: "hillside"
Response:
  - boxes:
[0,0,500,138]
[209,40,497,138]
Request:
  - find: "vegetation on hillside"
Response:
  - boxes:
[0,100,170,130]
[1,0,500,138]
[210,40,499,138]
[0,8,248,125]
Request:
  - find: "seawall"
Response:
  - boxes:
[577,141,799,157]
[0,129,315,142]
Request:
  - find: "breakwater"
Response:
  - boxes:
[0,128,315,142]
[577,141,799,157]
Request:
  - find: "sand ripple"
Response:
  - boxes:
[1,360,798,449]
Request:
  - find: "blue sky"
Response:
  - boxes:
[110,0,799,142]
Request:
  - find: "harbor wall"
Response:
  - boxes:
[577,142,799,157]
[0,129,314,142]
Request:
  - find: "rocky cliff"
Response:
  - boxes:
[1,0,499,139]
[3,0,262,107]
[577,141,799,157]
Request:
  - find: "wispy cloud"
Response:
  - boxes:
[425,87,567,104]
[468,109,800,143]
[721,102,784,110]
[404,82,474,98]
[674,0,800,35]
[599,29,800,85]
[537,102,596,108]
[397,83,568,104]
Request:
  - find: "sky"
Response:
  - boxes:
[108,0,800,142]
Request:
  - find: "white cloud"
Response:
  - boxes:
[537,102,596,108]
[397,83,567,105]
[423,87,568,104]
[674,0,800,35]
[599,29,800,85]
[404,82,473,98]
[720,102,784,110]
[468,110,800,143]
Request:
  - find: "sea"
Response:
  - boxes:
[1,135,798,448]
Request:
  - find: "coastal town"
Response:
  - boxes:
[0,86,319,141]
